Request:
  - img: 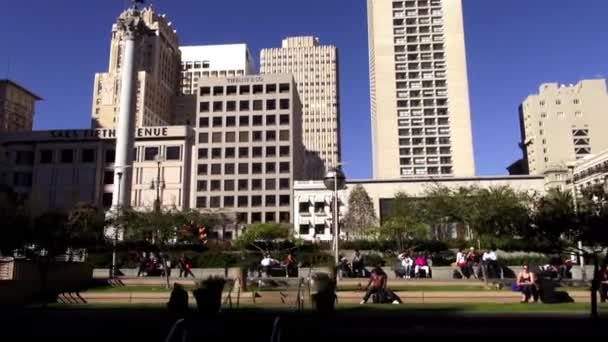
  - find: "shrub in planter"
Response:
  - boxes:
[192,276,226,315]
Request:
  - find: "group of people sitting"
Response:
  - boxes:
[258,252,298,277]
[455,247,500,279]
[395,251,432,279]
[338,250,369,278]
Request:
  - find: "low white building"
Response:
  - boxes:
[293,176,546,242]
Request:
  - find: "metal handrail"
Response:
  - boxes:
[270,316,282,342]
[163,318,185,342]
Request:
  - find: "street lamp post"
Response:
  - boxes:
[324,167,346,266]
[111,171,123,278]
[150,154,165,213]
[568,165,586,281]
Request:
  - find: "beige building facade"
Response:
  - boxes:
[0,126,193,214]
[0,80,42,133]
[91,7,181,129]
[260,36,341,170]
[191,74,305,225]
[367,0,475,179]
[294,175,545,241]
[519,79,608,176]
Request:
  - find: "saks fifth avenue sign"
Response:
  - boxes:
[49,127,170,140]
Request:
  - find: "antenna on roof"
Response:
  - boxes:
[5,56,10,79]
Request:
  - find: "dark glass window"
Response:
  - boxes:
[279,130,290,141]
[252,163,263,174]
[253,100,263,110]
[213,101,223,112]
[213,86,224,95]
[266,84,277,93]
[252,196,262,207]
[266,162,276,173]
[210,180,221,191]
[225,163,235,175]
[212,117,222,127]
[211,148,221,159]
[266,146,276,157]
[225,147,235,158]
[199,102,210,112]
[200,87,211,96]
[266,115,276,125]
[252,147,263,158]
[210,196,221,208]
[103,171,114,185]
[197,164,208,175]
[280,99,290,110]
[253,115,263,126]
[252,84,263,94]
[266,195,276,206]
[239,116,249,126]
[198,148,208,159]
[239,100,250,111]
[199,117,209,127]
[226,101,236,111]
[279,83,290,93]
[280,162,290,173]
[266,131,276,141]
[40,150,53,164]
[239,85,250,94]
[279,178,290,189]
[224,196,235,207]
[280,146,290,156]
[238,196,248,208]
[238,179,248,191]
[166,146,181,160]
[196,197,207,208]
[265,179,276,190]
[224,180,235,191]
[239,147,249,158]
[144,147,159,161]
[82,149,95,163]
[266,99,276,110]
[211,164,222,175]
[60,149,74,163]
[198,133,209,143]
[252,131,263,142]
[197,180,207,191]
[226,116,236,127]
[280,114,290,125]
[238,163,249,174]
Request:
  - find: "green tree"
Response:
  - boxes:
[342,185,377,239]
[376,193,428,252]
[235,223,290,250]
[66,202,106,247]
[0,186,29,255]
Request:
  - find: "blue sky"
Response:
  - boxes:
[1,0,607,179]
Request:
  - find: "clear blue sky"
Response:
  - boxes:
[1,0,606,179]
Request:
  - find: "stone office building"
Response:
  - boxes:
[191,74,305,225]
[0,126,194,214]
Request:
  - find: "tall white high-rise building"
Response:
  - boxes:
[260,36,341,170]
[179,44,256,95]
[367,0,475,178]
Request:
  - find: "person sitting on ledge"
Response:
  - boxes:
[517,264,538,303]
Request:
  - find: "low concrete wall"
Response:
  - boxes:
[93,265,595,280]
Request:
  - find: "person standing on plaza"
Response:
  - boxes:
[466,247,480,279]
[352,250,364,277]
[455,248,468,278]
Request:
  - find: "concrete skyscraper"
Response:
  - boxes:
[518,79,608,176]
[260,36,341,170]
[0,80,42,133]
[91,6,181,129]
[367,0,475,178]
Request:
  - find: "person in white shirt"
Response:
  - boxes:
[455,248,468,278]
[398,252,414,279]
[482,247,499,279]
[260,254,279,277]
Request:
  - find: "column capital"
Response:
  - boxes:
[117,9,151,40]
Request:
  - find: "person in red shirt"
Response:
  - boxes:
[360,267,388,304]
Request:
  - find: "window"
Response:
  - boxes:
[280,99,290,110]
[226,101,236,112]
[225,163,235,175]
[200,87,211,96]
[81,149,95,163]
[279,146,290,156]
[556,99,561,105]
[252,131,263,142]
[239,147,249,158]
[224,196,235,207]
[196,197,207,208]
[212,132,222,143]
[279,162,290,173]
[279,130,290,141]
[239,100,249,111]
[211,164,222,175]
[253,100,263,111]
[266,146,276,157]
[252,163,263,174]
[239,116,249,126]
[210,180,221,191]
[238,179,248,191]
[224,180,235,191]
[573,99,580,104]
[199,117,209,127]
[239,85,250,94]
[266,99,276,110]
[166,146,180,160]
[197,180,207,191]
[222,132,235,144]
[198,148,208,159]
[266,162,276,173]
[252,147,263,158]
[279,195,290,206]
[60,149,74,163]
[252,196,262,207]
[266,131,276,141]
[253,84,263,94]
[279,178,290,189]
[266,212,276,222]
[40,150,53,164]
[575,111,583,118]
[239,131,249,142]
[279,83,290,93]
[212,117,222,127]
[237,212,248,223]
[211,148,221,159]
[226,86,237,95]
[266,178,276,190]
[226,116,236,127]
[299,225,310,235]
[251,212,262,223]
[253,115,263,126]
[280,115,290,125]
[199,102,210,112]
[314,225,325,235]
[266,115,276,125]
[266,84,277,93]
[213,86,224,95]
[103,171,114,185]
[225,147,235,158]
[252,179,262,190]
[197,164,208,175]
[238,163,249,174]
[238,196,248,207]
[213,101,223,112]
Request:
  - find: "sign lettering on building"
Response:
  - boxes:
[226,76,265,84]
[48,127,170,140]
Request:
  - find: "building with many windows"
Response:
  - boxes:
[517,79,608,176]
[0,79,42,133]
[191,74,305,225]
[0,126,193,214]
[260,36,341,169]
[91,6,181,128]
[367,0,475,178]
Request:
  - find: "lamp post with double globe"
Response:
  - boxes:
[324,166,346,266]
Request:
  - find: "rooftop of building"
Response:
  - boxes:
[532,78,607,96]
[294,175,545,188]
[0,79,43,101]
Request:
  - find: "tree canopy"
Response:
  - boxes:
[342,184,378,239]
